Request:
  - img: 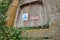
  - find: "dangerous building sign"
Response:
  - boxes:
[22,13,28,21]
[30,16,40,20]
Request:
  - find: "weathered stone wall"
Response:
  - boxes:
[6,0,60,40]
[21,0,60,40]
[47,0,60,40]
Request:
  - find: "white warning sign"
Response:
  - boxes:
[22,13,28,21]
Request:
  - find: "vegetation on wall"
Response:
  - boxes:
[0,0,13,40]
[0,0,12,27]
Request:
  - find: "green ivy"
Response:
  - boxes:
[0,0,12,40]
[0,0,12,27]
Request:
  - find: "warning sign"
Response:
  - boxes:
[22,13,28,21]
[30,16,40,20]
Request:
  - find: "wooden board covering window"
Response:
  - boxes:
[14,2,47,27]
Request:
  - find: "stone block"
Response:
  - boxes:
[22,29,50,38]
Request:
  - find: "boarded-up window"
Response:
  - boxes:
[14,2,48,27]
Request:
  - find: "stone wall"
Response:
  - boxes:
[21,0,60,40]
[48,0,60,40]
[6,0,60,40]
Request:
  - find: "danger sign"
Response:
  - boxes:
[22,13,28,21]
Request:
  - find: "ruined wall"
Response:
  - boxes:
[21,0,60,40]
[43,0,60,40]
[49,0,60,40]
[6,0,60,40]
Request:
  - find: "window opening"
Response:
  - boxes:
[15,0,49,28]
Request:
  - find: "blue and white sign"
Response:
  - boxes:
[22,13,28,21]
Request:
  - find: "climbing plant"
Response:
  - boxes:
[0,0,12,28]
[0,0,12,40]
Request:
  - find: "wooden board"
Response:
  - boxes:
[15,2,47,27]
